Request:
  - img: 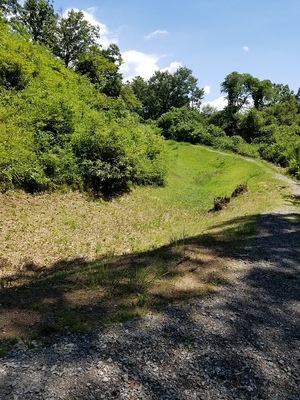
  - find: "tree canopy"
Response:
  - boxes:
[18,0,58,48]
[221,71,295,112]
[129,67,204,119]
[54,9,100,67]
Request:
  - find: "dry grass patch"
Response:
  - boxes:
[0,240,234,343]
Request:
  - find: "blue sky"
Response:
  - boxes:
[52,0,300,108]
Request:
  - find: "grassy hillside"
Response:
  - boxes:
[0,142,292,344]
[0,141,284,266]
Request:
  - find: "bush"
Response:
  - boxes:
[73,116,167,195]
[231,184,248,197]
[213,196,230,211]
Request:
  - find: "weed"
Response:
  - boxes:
[206,270,227,285]
[213,196,231,211]
[136,294,148,307]
[231,184,248,197]
[0,347,8,358]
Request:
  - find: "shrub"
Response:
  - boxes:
[213,196,230,211]
[73,116,167,195]
[231,184,248,197]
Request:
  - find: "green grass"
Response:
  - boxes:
[0,141,292,343]
[151,141,278,210]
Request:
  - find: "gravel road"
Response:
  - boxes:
[0,175,299,400]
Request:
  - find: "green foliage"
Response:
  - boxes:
[54,9,100,67]
[0,24,167,194]
[75,44,122,97]
[263,98,299,126]
[0,26,37,89]
[0,121,48,192]
[73,114,167,195]
[157,107,232,149]
[239,108,265,142]
[258,125,300,168]
[288,141,300,178]
[208,72,300,175]
[0,0,20,17]
[130,67,204,119]
[18,0,58,48]
[221,71,292,113]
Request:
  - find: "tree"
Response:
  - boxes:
[240,108,265,142]
[171,67,204,109]
[221,71,253,112]
[271,83,294,104]
[101,43,122,67]
[17,0,58,48]
[129,76,148,106]
[54,9,100,67]
[75,44,122,97]
[247,77,274,109]
[221,72,279,135]
[130,67,204,119]
[0,0,20,16]
[201,103,218,117]
[221,72,293,112]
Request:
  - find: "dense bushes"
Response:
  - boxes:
[157,107,259,158]
[0,22,167,195]
[156,86,300,177]
[73,114,166,194]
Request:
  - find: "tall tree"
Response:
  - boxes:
[221,71,287,111]
[54,9,100,67]
[18,0,58,48]
[130,67,204,119]
[247,77,274,109]
[271,83,294,104]
[221,71,252,112]
[75,44,123,97]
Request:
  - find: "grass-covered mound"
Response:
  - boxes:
[0,20,166,194]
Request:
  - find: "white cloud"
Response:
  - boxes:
[204,85,211,95]
[120,51,160,81]
[64,8,119,48]
[86,7,96,14]
[242,45,249,52]
[161,61,182,73]
[202,96,227,111]
[120,51,183,81]
[146,29,169,40]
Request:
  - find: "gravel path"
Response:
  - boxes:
[0,175,299,400]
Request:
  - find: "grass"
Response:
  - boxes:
[0,141,293,343]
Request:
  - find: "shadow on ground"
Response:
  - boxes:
[0,208,299,399]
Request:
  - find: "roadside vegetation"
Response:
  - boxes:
[0,1,299,346]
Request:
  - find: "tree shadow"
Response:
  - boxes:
[0,210,299,399]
